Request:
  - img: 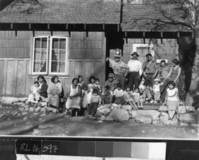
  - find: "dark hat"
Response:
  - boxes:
[114,49,122,58]
[131,52,139,56]
[146,53,152,57]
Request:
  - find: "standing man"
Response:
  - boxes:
[106,49,128,89]
[142,53,158,86]
[127,52,142,90]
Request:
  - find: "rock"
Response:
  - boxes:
[180,122,189,127]
[21,112,28,116]
[178,106,186,114]
[0,104,2,109]
[109,109,130,121]
[190,129,196,134]
[179,113,198,124]
[33,112,39,116]
[23,117,28,120]
[40,113,46,117]
[121,105,132,111]
[24,107,29,111]
[39,118,43,122]
[19,107,25,112]
[26,121,31,125]
[190,124,199,128]
[41,108,47,113]
[39,124,54,129]
[29,107,35,112]
[13,102,25,107]
[131,110,160,120]
[100,115,106,121]
[160,114,179,125]
[13,112,19,117]
[185,106,195,112]
[0,114,5,118]
[7,111,10,114]
[158,105,168,112]
[111,103,121,110]
[35,107,41,112]
[98,108,111,115]
[134,115,153,124]
[105,116,113,121]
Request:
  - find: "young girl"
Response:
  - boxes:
[94,78,102,94]
[112,83,125,105]
[87,76,96,106]
[89,88,101,116]
[142,79,153,103]
[153,78,164,103]
[27,81,41,104]
[78,75,86,89]
[132,87,143,109]
[163,81,179,120]
[123,86,137,109]
[101,85,112,105]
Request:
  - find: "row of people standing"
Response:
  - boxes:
[106,49,181,102]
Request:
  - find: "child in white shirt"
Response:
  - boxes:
[28,81,41,103]
[113,83,125,105]
[153,78,164,103]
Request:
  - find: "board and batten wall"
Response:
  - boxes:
[0,31,106,97]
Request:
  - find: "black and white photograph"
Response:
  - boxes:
[0,0,198,139]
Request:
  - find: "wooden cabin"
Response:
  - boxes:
[0,0,191,98]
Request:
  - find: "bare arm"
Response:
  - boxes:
[174,67,181,82]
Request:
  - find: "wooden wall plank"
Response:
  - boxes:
[85,61,94,83]
[16,61,26,96]
[2,60,8,95]
[5,61,15,95]
[0,61,5,95]
[75,61,83,78]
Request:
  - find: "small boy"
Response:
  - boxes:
[101,85,112,105]
[112,83,125,105]
[153,78,164,103]
[94,78,102,93]
[142,79,153,103]
[89,88,101,116]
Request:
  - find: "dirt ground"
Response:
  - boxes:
[0,106,198,139]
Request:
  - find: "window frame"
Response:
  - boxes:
[49,36,69,76]
[32,36,49,75]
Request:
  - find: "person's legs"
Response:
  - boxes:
[133,72,140,89]
[120,75,126,90]
[160,80,168,102]
[128,72,134,90]
[92,103,99,116]
[146,89,152,99]
[87,104,92,115]
[168,110,176,120]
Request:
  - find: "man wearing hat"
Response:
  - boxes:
[106,49,128,89]
[142,53,158,86]
[127,52,143,90]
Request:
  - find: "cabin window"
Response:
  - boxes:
[32,36,68,75]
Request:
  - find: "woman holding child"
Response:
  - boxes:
[48,76,62,109]
[37,75,48,99]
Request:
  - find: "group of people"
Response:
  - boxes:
[26,49,182,120]
[106,49,181,120]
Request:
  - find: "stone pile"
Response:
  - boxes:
[97,104,198,126]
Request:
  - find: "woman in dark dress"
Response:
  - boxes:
[37,75,48,99]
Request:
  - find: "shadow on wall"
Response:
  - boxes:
[0,0,14,11]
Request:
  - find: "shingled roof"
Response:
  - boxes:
[121,4,191,32]
[0,0,121,24]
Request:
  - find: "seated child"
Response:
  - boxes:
[132,87,143,109]
[112,83,125,105]
[123,86,137,109]
[142,79,153,103]
[163,81,179,120]
[88,88,101,116]
[94,78,102,94]
[153,78,164,103]
[101,85,112,105]
[27,81,41,103]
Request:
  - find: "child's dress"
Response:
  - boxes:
[166,88,179,111]
[142,86,153,100]
[153,84,161,101]
[81,90,88,109]
[132,92,141,103]
[123,91,134,102]
[113,89,125,105]
[87,83,95,105]
[89,95,101,116]
[48,82,62,108]
[28,85,40,103]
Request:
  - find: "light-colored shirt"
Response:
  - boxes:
[127,59,142,76]
[91,95,101,103]
[109,58,128,76]
[113,89,124,97]
[153,84,161,92]
[167,88,178,101]
[132,92,141,102]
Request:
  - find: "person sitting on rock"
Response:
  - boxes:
[112,83,125,106]
[27,81,41,104]
[132,87,143,109]
[163,81,180,120]
[123,86,137,110]
[88,88,101,117]
[101,85,112,106]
